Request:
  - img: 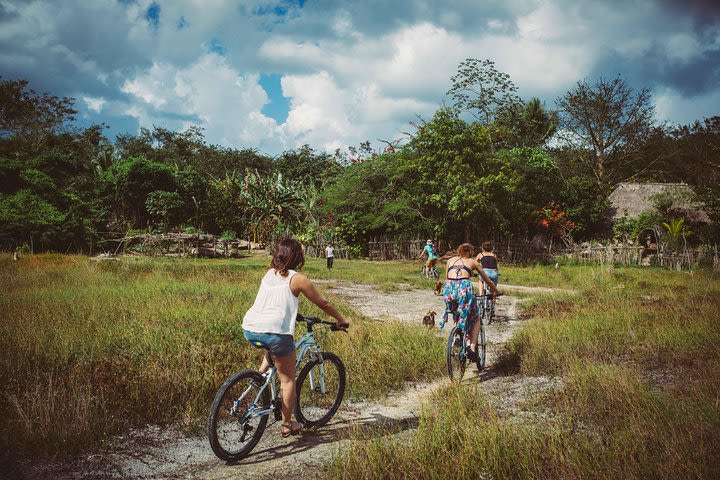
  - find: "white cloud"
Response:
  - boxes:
[280,71,351,151]
[665,34,700,62]
[82,96,106,113]
[654,87,720,126]
[2,0,717,155]
[121,53,282,149]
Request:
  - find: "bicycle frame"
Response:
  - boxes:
[238,329,327,423]
[478,284,495,323]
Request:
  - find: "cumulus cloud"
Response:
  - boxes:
[0,0,717,155]
[82,96,106,113]
[654,86,720,125]
[121,53,281,148]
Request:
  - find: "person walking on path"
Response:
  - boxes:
[325,242,335,269]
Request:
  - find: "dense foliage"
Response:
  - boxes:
[0,67,718,253]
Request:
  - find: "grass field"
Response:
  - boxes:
[329,266,720,480]
[5,254,719,479]
[0,254,444,454]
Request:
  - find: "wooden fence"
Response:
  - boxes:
[367,237,719,271]
[654,245,720,270]
[368,239,427,260]
[562,245,644,266]
[303,244,349,260]
[101,233,254,258]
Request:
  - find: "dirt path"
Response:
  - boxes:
[21,283,566,480]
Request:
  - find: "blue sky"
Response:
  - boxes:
[1,0,718,155]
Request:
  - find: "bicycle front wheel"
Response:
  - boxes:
[446,326,466,381]
[295,352,346,427]
[208,370,270,462]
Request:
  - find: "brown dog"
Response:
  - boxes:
[422,310,436,328]
[433,280,443,296]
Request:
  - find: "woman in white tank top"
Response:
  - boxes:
[242,239,349,437]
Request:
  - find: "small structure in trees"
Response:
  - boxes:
[608,183,707,222]
[609,182,710,266]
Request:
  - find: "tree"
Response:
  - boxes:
[493,98,559,148]
[556,75,654,182]
[274,144,341,187]
[0,77,77,139]
[447,58,522,152]
[145,190,183,230]
[447,58,522,125]
[101,157,177,229]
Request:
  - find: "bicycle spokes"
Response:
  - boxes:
[208,371,270,461]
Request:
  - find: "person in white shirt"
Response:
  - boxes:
[325,242,335,269]
[242,239,349,437]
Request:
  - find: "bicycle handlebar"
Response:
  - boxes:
[296,313,349,332]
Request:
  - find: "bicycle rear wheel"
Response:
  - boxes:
[446,326,467,380]
[475,321,486,371]
[208,370,270,462]
[295,352,346,427]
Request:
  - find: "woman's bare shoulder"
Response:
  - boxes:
[292,272,309,283]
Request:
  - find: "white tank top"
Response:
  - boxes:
[242,269,299,335]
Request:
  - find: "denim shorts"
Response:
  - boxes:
[483,269,499,289]
[243,330,295,357]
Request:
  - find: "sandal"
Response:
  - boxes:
[281,420,303,437]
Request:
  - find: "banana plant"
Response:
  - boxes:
[662,217,692,248]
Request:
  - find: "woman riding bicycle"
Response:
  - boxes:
[476,240,500,293]
[418,239,439,278]
[242,239,350,437]
[443,243,499,361]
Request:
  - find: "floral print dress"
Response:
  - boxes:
[442,278,479,328]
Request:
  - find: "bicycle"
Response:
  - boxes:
[208,314,347,462]
[444,299,485,381]
[420,262,439,280]
[479,282,497,325]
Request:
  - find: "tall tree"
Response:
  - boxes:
[447,58,522,153]
[556,75,654,182]
[493,98,559,149]
[447,58,522,125]
[0,78,77,139]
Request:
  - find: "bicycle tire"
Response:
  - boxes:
[208,370,270,462]
[446,326,466,380]
[482,287,494,325]
[476,321,486,371]
[295,352,346,427]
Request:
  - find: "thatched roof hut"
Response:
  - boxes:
[608,182,709,222]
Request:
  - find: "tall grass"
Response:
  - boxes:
[329,266,720,479]
[0,254,443,454]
